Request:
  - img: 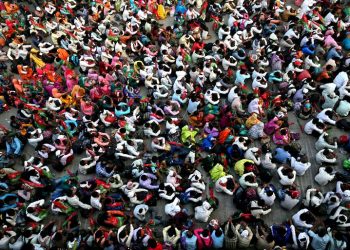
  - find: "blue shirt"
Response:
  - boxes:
[235,70,250,84]
[271,224,292,246]
[6,137,22,155]
[308,230,331,250]
[326,47,343,61]
[274,148,291,164]
[96,162,114,178]
[211,230,224,248]
[343,38,350,50]
[181,231,197,250]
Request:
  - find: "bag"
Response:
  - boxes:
[337,120,350,131]
[277,189,286,201]
[233,186,245,207]
[72,140,85,154]
[245,188,257,200]
[290,132,300,140]
[339,135,349,145]
[202,154,216,172]
[343,160,350,170]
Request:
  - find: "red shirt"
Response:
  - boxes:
[148,243,163,250]
[192,42,205,52]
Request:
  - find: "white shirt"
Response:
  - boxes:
[66,195,92,210]
[292,209,313,229]
[324,12,338,26]
[291,157,311,176]
[277,167,296,186]
[317,109,336,125]
[315,132,338,151]
[194,201,213,222]
[314,167,335,186]
[284,29,299,39]
[281,193,299,210]
[90,191,102,210]
[304,119,324,135]
[315,149,337,165]
[334,72,349,89]
[258,188,276,206]
[133,204,149,221]
[165,198,181,217]
[336,181,350,201]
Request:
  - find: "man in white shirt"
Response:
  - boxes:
[334,71,349,89]
[304,118,325,135]
[133,204,149,221]
[258,186,276,206]
[90,190,102,210]
[316,108,336,125]
[290,156,311,176]
[185,6,199,20]
[187,96,201,114]
[26,199,46,222]
[292,208,315,229]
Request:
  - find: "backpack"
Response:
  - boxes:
[337,119,350,131]
[245,187,258,200]
[233,186,244,205]
[202,154,216,172]
[72,140,85,154]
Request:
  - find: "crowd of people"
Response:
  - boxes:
[1,0,350,249]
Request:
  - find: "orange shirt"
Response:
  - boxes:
[119,35,131,44]
[57,48,69,61]
[218,128,231,144]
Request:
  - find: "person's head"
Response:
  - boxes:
[138,207,144,214]
[119,230,126,239]
[27,207,35,214]
[338,214,347,224]
[317,227,327,237]
[92,191,99,198]
[287,172,294,179]
[202,229,210,237]
[266,189,274,197]
[266,234,274,243]
[7,209,15,216]
[300,210,311,221]
[312,118,319,124]
[276,225,286,235]
[226,178,234,190]
[186,230,193,237]
[326,65,334,71]
[168,226,176,237]
[245,175,255,183]
[94,230,104,241]
[215,229,223,237]
[53,231,63,241]
[147,238,157,248]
